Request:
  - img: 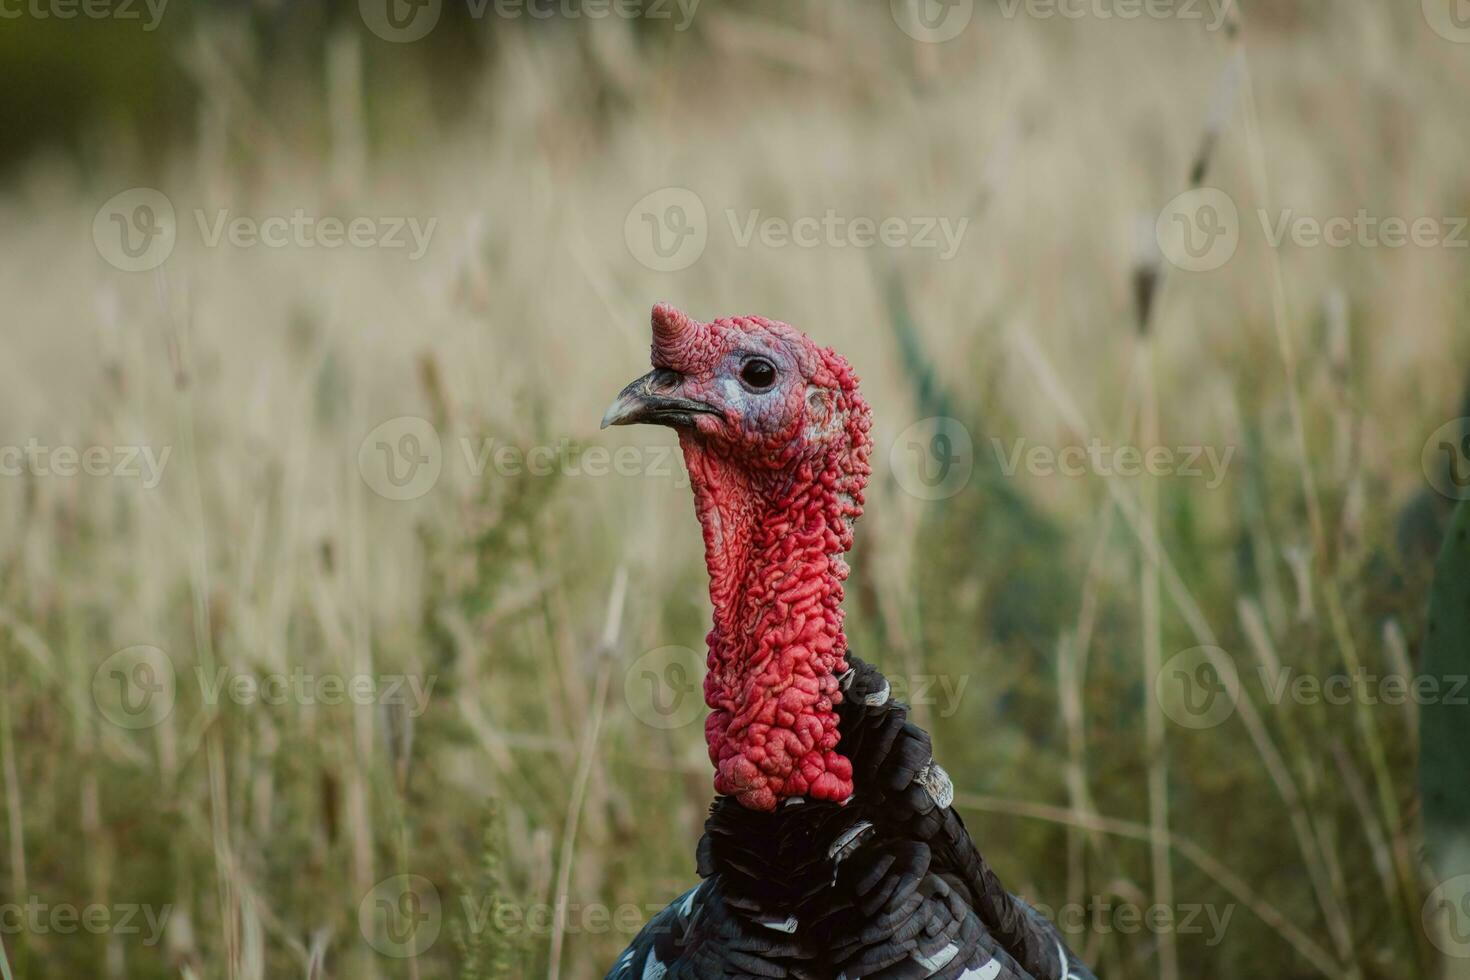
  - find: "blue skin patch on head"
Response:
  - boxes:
[697,342,809,446]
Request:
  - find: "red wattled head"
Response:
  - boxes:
[604,305,873,811]
[616,302,873,474]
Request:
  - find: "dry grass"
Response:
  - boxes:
[2,3,1468,978]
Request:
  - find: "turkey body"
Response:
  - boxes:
[607,656,1096,980]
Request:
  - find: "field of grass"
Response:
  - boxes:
[3,2,1470,977]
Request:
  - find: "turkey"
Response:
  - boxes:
[600,304,1096,980]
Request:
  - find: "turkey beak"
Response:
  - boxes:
[601,369,717,429]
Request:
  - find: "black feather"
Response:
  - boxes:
[606,656,1098,980]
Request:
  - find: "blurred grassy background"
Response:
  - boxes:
[3,1,1469,977]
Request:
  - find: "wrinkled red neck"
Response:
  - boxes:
[681,435,863,811]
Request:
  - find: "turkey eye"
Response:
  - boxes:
[740,358,777,391]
